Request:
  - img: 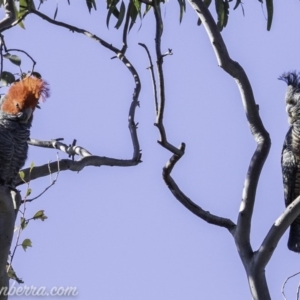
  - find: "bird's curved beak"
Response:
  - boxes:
[17,107,33,123]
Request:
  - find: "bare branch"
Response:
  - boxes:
[28,138,92,157]
[255,196,300,269]
[0,36,3,76]
[188,0,270,250]
[282,272,300,300]
[15,154,141,187]
[23,158,60,203]
[31,9,119,53]
[163,143,236,231]
[138,43,158,114]
[0,0,16,32]
[141,0,236,231]
[5,48,36,73]
[29,9,142,163]
[186,1,273,299]
[151,0,182,156]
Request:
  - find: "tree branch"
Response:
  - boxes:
[0,187,21,300]
[187,1,272,299]
[28,138,92,157]
[152,0,182,155]
[0,0,16,33]
[16,155,140,187]
[138,43,158,114]
[255,196,300,269]
[139,1,236,232]
[188,0,270,253]
[6,9,143,183]
[163,143,236,231]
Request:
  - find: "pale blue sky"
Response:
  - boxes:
[1,1,300,299]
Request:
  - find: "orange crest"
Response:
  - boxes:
[2,76,50,114]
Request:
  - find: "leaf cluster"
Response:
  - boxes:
[9,0,274,32]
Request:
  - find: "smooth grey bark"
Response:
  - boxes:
[0,188,21,300]
[185,1,300,299]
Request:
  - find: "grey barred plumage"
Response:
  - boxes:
[0,76,49,187]
[0,112,30,186]
[280,71,300,252]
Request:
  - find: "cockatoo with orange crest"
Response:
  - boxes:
[0,76,49,187]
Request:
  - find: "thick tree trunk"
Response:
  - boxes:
[0,187,21,300]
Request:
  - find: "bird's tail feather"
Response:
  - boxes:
[288,222,300,252]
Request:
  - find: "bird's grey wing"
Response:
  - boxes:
[282,135,298,207]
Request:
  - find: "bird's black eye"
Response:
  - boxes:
[287,99,297,105]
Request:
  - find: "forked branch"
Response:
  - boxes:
[140,0,236,230]
[0,8,143,185]
[163,143,235,231]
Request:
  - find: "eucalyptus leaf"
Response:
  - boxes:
[21,238,32,251]
[1,71,15,86]
[54,4,58,19]
[3,53,21,66]
[115,1,125,29]
[266,0,273,31]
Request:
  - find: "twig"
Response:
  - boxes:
[138,43,158,113]
[256,196,300,269]
[28,138,92,157]
[5,48,36,73]
[22,157,60,203]
[29,8,142,163]
[142,0,236,231]
[0,35,4,76]
[282,271,300,300]
[163,143,236,231]
[15,154,142,187]
[152,0,182,155]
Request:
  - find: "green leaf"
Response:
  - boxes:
[142,4,152,19]
[19,0,35,16]
[177,0,186,23]
[233,0,241,10]
[19,171,25,181]
[30,161,34,173]
[21,217,25,229]
[128,0,141,32]
[25,188,32,197]
[215,0,229,31]
[115,1,125,29]
[86,0,97,13]
[53,4,58,20]
[12,2,25,29]
[3,53,21,67]
[106,0,120,28]
[19,0,28,15]
[21,238,32,251]
[7,264,24,284]
[197,0,211,25]
[20,217,28,230]
[266,0,273,31]
[33,210,48,221]
[1,71,15,86]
